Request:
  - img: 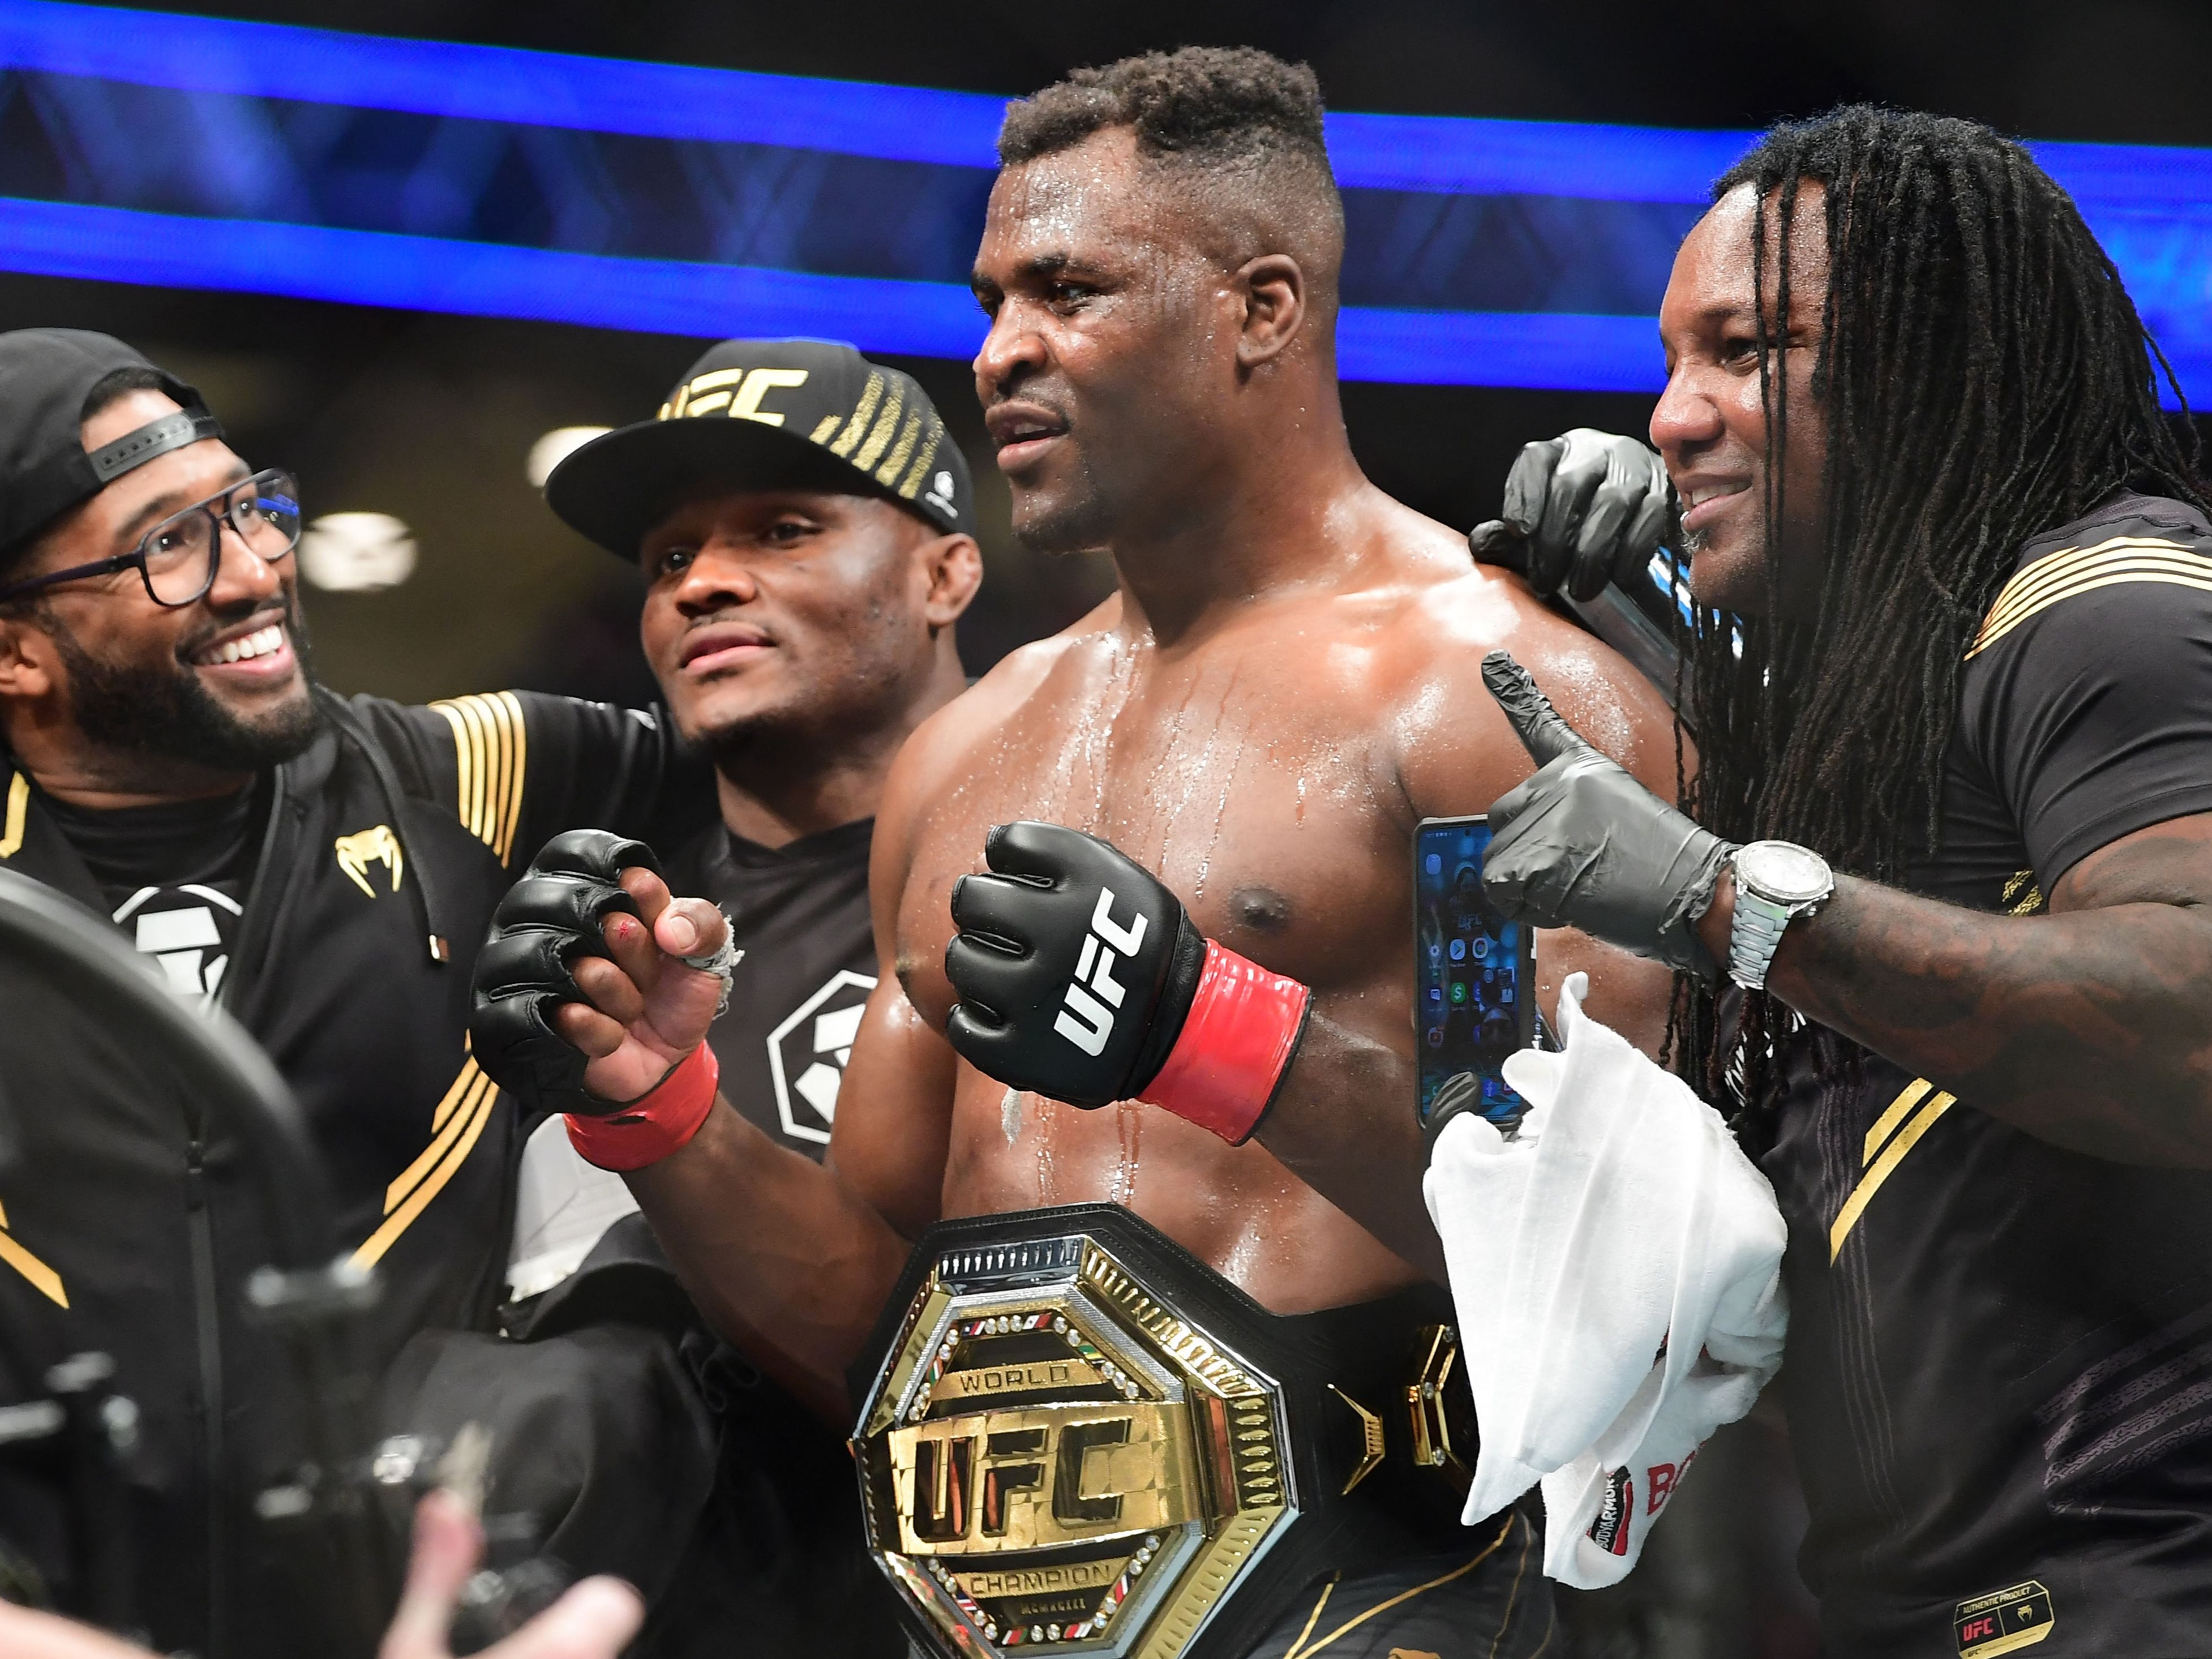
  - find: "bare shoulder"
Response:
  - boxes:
[874,594,1121,863]
[1368,520,1681,811]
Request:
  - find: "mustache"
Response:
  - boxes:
[984,384,1074,422]
[172,593,295,663]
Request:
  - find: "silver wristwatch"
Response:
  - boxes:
[1726,840,1835,990]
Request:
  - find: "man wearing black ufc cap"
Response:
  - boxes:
[518,337,980,1657]
[0,328,719,1656]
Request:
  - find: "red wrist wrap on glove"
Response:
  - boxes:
[1137,941,1311,1145]
[565,1041,719,1172]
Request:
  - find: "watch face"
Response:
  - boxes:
[1738,840,1833,904]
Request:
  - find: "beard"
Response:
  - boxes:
[1008,452,1118,558]
[48,595,323,772]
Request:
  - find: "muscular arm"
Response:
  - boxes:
[566,745,963,1424]
[619,1095,901,1425]
[1704,813,2212,1164]
[1250,578,1679,1274]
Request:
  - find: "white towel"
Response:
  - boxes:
[506,1112,642,1302]
[1422,972,1787,1588]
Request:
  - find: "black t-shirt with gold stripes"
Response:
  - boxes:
[1761,493,2212,1658]
[0,688,709,1658]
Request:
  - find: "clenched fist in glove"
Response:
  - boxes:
[1469,428,1673,602]
[945,821,1311,1144]
[1481,652,1734,981]
[470,829,738,1169]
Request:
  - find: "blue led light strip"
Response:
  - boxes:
[0,0,1009,166]
[6,196,2195,401]
[0,0,2204,401]
[0,198,988,351]
[3,0,2210,211]
[0,196,1673,388]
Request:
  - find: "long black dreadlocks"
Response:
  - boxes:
[1666,106,2210,1114]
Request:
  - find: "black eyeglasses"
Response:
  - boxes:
[0,469,302,608]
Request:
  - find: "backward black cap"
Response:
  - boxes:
[543,338,975,559]
[0,329,214,557]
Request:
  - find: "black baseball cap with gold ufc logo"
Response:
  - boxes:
[544,338,975,558]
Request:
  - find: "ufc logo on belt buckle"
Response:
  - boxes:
[1054,889,1148,1056]
[852,1227,1295,1659]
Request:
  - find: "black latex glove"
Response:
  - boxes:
[1469,428,1673,602]
[469,829,665,1117]
[1481,651,1734,980]
[945,821,1207,1109]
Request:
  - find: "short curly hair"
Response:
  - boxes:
[997,46,1343,286]
[999,45,1329,171]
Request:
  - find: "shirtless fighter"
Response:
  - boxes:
[470,48,1673,1659]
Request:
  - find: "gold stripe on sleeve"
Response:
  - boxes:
[430,1050,483,1135]
[0,1199,65,1308]
[383,1060,493,1214]
[1975,549,2212,645]
[430,698,483,846]
[457,696,496,844]
[1967,536,2212,658]
[428,694,529,863]
[354,1059,500,1271]
[0,772,25,859]
[1978,535,2194,631]
[1973,566,2212,654]
[482,695,512,858]
[494,691,528,864]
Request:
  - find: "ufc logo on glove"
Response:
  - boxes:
[1054,889,1148,1057]
[945,821,1310,1144]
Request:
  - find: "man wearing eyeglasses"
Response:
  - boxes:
[0,329,714,1657]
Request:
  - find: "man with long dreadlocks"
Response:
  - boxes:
[1452,105,2212,1654]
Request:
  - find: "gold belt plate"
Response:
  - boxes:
[853,1232,1297,1659]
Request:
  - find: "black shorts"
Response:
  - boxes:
[1241,1511,1554,1659]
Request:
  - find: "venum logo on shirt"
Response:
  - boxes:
[335,824,404,897]
[768,970,878,1145]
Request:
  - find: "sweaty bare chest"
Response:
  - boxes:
[897,659,1409,1024]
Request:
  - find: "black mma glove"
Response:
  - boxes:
[1469,428,1673,602]
[1481,651,1733,980]
[469,829,664,1118]
[945,822,1311,1142]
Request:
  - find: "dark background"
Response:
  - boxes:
[23,0,2212,709]
[22,5,2206,1653]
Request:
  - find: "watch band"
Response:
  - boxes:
[1726,842,1834,991]
[1727,886,1797,991]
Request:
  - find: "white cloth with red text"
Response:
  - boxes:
[1421,971,1788,1588]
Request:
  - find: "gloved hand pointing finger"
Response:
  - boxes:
[1479,651,1733,980]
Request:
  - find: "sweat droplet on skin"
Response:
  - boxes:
[1002,1088,1023,1146]
[1546,651,1637,765]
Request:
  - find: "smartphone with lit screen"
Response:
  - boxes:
[1414,815,1535,1133]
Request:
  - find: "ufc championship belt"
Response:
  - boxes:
[851,1204,1476,1659]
